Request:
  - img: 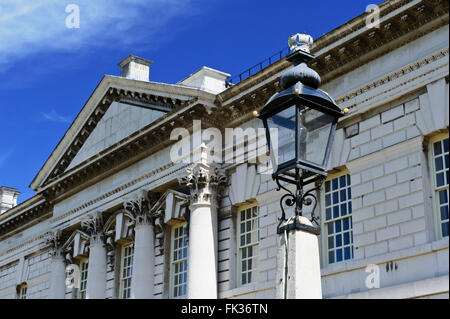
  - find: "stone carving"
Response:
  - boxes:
[81,211,104,245]
[45,229,63,259]
[178,164,227,206]
[123,189,153,226]
[105,236,116,272]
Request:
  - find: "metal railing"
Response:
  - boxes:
[225,47,290,88]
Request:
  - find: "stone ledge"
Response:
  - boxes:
[321,237,449,277]
[331,274,449,299]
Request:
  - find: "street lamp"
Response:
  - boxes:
[259,34,348,235]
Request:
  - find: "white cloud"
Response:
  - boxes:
[41,110,71,123]
[0,0,202,69]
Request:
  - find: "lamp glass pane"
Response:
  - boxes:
[301,106,335,166]
[266,105,296,170]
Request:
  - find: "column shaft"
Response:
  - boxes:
[49,257,66,299]
[131,225,155,299]
[86,243,107,299]
[187,203,218,299]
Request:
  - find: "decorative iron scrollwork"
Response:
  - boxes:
[275,175,324,235]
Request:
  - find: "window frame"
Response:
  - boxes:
[320,171,354,267]
[236,203,260,287]
[77,258,89,299]
[17,283,27,299]
[169,222,188,299]
[428,133,449,240]
[119,242,134,299]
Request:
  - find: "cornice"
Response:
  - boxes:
[336,47,449,114]
[49,161,187,225]
[216,0,448,113]
[0,231,50,262]
[0,197,52,238]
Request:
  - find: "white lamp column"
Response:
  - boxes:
[276,216,322,299]
[126,190,155,299]
[179,163,227,299]
[46,230,66,299]
[82,212,107,299]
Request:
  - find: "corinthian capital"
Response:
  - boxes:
[178,164,227,205]
[81,211,104,244]
[124,189,154,226]
[45,229,63,259]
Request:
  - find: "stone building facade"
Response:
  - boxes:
[0,0,448,299]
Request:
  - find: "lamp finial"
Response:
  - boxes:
[288,33,313,53]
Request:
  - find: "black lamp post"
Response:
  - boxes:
[259,34,348,235]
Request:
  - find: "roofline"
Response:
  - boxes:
[178,66,231,84]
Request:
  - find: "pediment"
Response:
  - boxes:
[66,101,167,170]
[30,76,210,191]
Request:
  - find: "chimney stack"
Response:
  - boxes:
[0,186,20,214]
[118,55,153,81]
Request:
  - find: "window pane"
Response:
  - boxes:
[328,251,334,264]
[439,190,448,204]
[328,236,334,249]
[441,206,449,221]
[336,249,343,262]
[442,222,449,237]
[339,175,346,188]
[436,157,444,171]
[335,220,341,233]
[341,203,347,216]
[344,247,351,260]
[333,205,339,219]
[434,141,442,155]
[336,234,342,247]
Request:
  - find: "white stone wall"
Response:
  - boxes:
[0,248,51,299]
[0,262,18,298]
[25,251,50,299]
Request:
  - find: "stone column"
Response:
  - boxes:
[46,230,67,299]
[125,190,155,299]
[179,164,227,299]
[82,212,107,299]
[276,216,322,299]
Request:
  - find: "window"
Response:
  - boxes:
[170,223,188,298]
[430,136,449,238]
[78,259,88,299]
[119,243,134,299]
[17,283,27,299]
[237,204,259,286]
[323,174,353,264]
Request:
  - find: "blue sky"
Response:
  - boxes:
[0,0,383,203]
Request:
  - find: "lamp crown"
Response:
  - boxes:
[288,33,313,53]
